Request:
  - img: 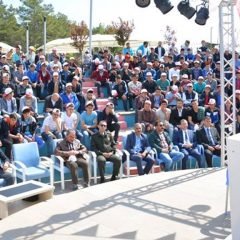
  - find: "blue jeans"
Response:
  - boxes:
[157,150,184,171]
[181,148,204,169]
[41,131,62,156]
[130,153,155,175]
[81,128,98,150]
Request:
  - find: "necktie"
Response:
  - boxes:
[207,128,215,145]
[184,131,189,144]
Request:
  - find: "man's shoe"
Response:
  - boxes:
[110,175,118,181]
[100,177,105,183]
[83,182,90,188]
[72,184,78,191]
[160,163,165,171]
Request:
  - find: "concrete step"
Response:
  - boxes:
[82,81,95,88]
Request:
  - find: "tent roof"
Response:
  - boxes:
[0,42,14,54]
[40,34,158,53]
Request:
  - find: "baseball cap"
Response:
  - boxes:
[98,65,104,70]
[63,62,69,67]
[141,89,148,93]
[22,76,29,81]
[187,83,193,87]
[87,88,94,93]
[25,88,33,96]
[22,106,31,113]
[85,101,94,107]
[66,83,72,87]
[146,72,152,76]
[66,102,74,108]
[4,87,13,95]
[53,72,59,77]
[209,98,216,104]
[144,100,152,105]
[182,74,188,79]
[172,85,178,91]
[205,84,211,89]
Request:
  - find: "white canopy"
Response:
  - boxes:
[0,42,14,53]
[40,34,158,53]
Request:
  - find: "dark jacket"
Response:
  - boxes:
[196,127,220,149]
[97,109,118,126]
[126,131,150,155]
[43,95,63,113]
[173,129,197,150]
[91,131,116,156]
[148,130,171,154]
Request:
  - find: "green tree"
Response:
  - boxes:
[70,21,89,58]
[0,1,24,47]
[17,0,71,50]
[111,18,134,46]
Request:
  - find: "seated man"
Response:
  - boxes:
[0,88,18,116]
[138,100,157,133]
[55,129,90,190]
[0,148,14,186]
[91,121,121,183]
[0,117,12,160]
[173,119,204,169]
[41,108,63,156]
[97,102,120,143]
[62,102,82,141]
[80,101,98,150]
[126,123,155,175]
[148,121,184,171]
[196,116,221,167]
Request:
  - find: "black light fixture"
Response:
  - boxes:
[195,0,209,25]
[154,0,174,14]
[177,0,196,19]
[135,0,151,8]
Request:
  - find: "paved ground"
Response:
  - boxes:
[0,168,231,240]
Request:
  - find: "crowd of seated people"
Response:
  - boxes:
[0,39,236,190]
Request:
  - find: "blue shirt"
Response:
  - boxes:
[80,111,97,126]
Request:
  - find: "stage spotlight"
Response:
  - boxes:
[195,3,209,25]
[154,0,174,14]
[177,0,196,19]
[135,0,151,8]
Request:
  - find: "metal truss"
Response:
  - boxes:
[219,0,236,165]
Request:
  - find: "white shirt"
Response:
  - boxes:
[6,100,12,113]
[41,115,61,133]
[61,112,77,129]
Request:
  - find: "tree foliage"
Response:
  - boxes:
[93,23,117,35]
[1,0,71,51]
[111,18,135,46]
[70,21,89,56]
[0,1,24,47]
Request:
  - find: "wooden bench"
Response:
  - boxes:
[0,180,54,219]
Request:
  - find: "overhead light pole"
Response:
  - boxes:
[89,0,93,55]
[24,20,31,55]
[43,16,47,55]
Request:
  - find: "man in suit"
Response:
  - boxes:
[55,129,90,190]
[173,119,204,169]
[91,120,121,183]
[196,116,221,167]
[148,121,184,171]
[125,123,155,175]
[169,98,189,128]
